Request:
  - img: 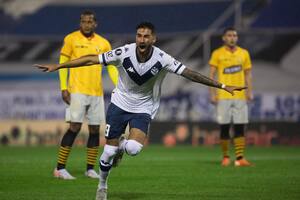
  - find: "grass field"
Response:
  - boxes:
[0,146,300,200]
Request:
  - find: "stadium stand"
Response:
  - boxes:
[251,0,300,28]
[0,1,232,35]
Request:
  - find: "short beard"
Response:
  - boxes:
[80,30,93,37]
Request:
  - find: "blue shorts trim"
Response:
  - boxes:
[105,103,151,139]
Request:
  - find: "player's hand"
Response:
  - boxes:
[210,95,218,105]
[223,85,247,96]
[33,64,59,72]
[246,91,254,101]
[61,90,70,105]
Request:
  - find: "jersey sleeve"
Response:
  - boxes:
[60,35,72,57]
[58,55,70,90]
[209,50,218,67]
[103,38,112,52]
[163,53,186,75]
[244,50,252,70]
[102,39,119,85]
[98,46,125,67]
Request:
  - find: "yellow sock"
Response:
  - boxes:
[57,146,71,168]
[234,137,245,159]
[87,146,99,169]
[220,139,230,157]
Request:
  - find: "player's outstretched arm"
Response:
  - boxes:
[34,55,99,72]
[181,68,247,95]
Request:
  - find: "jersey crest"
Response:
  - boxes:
[122,57,163,85]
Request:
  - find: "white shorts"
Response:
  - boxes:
[65,93,105,125]
[216,99,248,124]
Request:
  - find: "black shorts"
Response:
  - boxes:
[105,103,151,139]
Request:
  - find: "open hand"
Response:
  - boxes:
[224,85,247,96]
[33,64,59,72]
[210,95,218,105]
[61,90,71,105]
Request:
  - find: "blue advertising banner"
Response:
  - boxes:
[0,89,299,122]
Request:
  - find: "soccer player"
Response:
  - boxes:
[35,22,246,199]
[53,10,118,180]
[209,27,253,167]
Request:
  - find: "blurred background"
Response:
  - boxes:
[0,0,299,147]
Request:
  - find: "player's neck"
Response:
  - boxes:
[80,30,94,39]
[136,47,153,63]
[225,45,237,53]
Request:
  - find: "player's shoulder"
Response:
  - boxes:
[212,46,225,54]
[66,30,80,37]
[108,43,133,58]
[125,43,135,48]
[94,33,110,43]
[237,46,249,54]
[152,46,170,60]
[121,43,136,53]
[63,30,80,41]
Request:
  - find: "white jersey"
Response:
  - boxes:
[98,43,186,118]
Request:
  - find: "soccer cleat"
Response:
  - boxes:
[53,168,76,180]
[112,136,125,168]
[221,156,231,166]
[234,158,252,167]
[85,169,100,179]
[96,188,107,200]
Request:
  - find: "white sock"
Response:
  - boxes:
[98,170,109,189]
[98,145,118,190]
[119,138,128,150]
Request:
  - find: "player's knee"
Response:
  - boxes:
[89,125,100,134]
[69,123,82,133]
[220,124,230,139]
[125,140,143,156]
[100,145,118,171]
[102,144,118,158]
[234,124,245,137]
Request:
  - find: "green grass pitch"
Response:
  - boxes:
[1,146,300,200]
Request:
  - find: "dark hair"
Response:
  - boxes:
[136,22,156,34]
[223,27,237,35]
[80,10,97,22]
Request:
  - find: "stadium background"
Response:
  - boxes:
[0,0,299,147]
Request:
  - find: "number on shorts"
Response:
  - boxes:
[105,124,111,137]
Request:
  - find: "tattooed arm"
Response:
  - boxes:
[181,67,246,95]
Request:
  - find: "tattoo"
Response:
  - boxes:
[182,68,222,89]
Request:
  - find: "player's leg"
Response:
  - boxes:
[233,124,246,160]
[220,124,231,166]
[85,125,100,178]
[232,100,251,166]
[217,100,232,166]
[111,129,144,168]
[54,122,81,179]
[85,96,105,178]
[96,103,128,199]
[54,93,85,179]
[113,112,151,166]
[97,138,119,200]
[123,128,147,155]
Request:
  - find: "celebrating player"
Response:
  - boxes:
[35,22,246,200]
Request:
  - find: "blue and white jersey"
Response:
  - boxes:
[98,43,186,118]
